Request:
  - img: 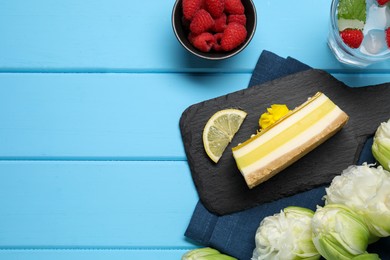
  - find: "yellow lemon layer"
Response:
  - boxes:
[232,92,349,189]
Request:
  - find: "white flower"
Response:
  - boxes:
[252,207,320,260]
[324,164,390,237]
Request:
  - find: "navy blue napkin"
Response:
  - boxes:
[184,50,389,260]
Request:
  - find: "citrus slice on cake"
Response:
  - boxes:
[203,108,247,163]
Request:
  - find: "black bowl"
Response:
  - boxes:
[172,0,257,60]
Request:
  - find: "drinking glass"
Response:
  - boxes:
[328,0,390,67]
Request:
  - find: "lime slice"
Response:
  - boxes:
[203,108,247,163]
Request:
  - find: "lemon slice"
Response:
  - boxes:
[203,108,247,163]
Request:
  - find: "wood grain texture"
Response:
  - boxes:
[1,73,389,160]
[0,73,250,160]
[0,71,389,258]
[0,250,188,260]
[0,161,197,247]
[1,0,390,258]
[0,0,390,72]
[180,69,390,215]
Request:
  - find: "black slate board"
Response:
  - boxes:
[180,69,390,216]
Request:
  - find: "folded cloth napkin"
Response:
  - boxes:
[184,50,389,260]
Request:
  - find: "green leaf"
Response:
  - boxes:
[285,206,315,217]
[318,236,353,260]
[372,139,390,171]
[338,0,366,22]
[352,253,381,260]
[182,248,237,260]
[197,255,237,260]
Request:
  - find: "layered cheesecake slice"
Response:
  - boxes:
[232,92,349,189]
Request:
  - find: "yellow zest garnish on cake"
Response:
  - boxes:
[259,104,290,130]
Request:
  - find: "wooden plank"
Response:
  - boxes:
[1,0,390,72]
[0,73,250,159]
[0,161,198,247]
[1,73,389,160]
[0,250,190,260]
[333,73,390,87]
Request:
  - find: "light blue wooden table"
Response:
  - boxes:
[0,0,389,259]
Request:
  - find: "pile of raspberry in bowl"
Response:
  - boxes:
[182,0,249,53]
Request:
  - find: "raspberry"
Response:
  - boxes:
[221,22,247,51]
[339,29,364,49]
[213,13,227,32]
[377,0,390,5]
[213,33,224,51]
[386,27,390,48]
[182,0,204,20]
[205,0,225,18]
[190,32,215,52]
[228,14,246,26]
[188,32,197,44]
[224,0,245,15]
[190,9,215,34]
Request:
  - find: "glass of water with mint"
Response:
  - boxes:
[328,0,390,67]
